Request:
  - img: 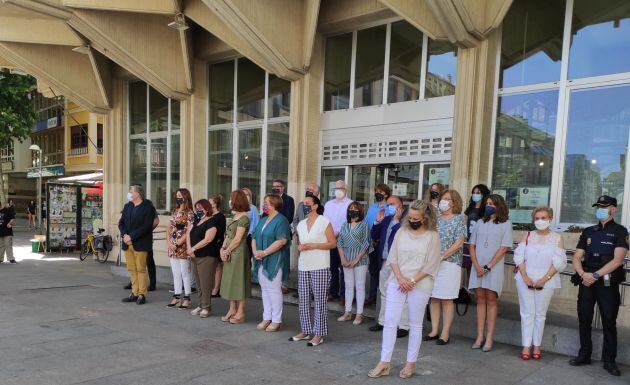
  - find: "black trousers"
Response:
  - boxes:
[329,248,345,298]
[577,281,621,363]
[367,249,382,301]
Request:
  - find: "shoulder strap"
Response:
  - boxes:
[525,231,531,246]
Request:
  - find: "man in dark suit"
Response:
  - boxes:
[118,184,156,305]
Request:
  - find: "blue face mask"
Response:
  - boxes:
[472,194,482,203]
[484,206,496,217]
[127,192,133,202]
[385,205,397,217]
[596,208,610,221]
[195,210,205,220]
[303,205,313,216]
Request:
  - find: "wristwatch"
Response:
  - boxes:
[546,274,552,280]
[592,272,600,280]
[263,250,268,257]
[410,278,417,286]
[483,265,491,272]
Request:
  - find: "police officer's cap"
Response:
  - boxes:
[592,195,617,207]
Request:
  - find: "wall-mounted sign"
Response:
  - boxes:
[428,167,450,185]
[47,117,59,129]
[519,187,549,207]
[392,183,408,196]
[1,161,13,172]
[27,165,65,178]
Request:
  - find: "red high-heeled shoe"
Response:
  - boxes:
[520,353,531,360]
[532,352,543,360]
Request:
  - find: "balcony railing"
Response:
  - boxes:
[70,147,88,156]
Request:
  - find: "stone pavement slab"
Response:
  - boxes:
[0,232,628,385]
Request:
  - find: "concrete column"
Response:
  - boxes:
[88,112,98,164]
[450,29,501,195]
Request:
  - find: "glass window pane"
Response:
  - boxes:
[149,87,168,132]
[321,168,346,203]
[150,138,167,212]
[422,164,450,200]
[492,91,558,224]
[237,58,265,121]
[238,128,262,198]
[129,82,146,135]
[171,100,180,131]
[561,84,630,224]
[171,134,180,203]
[324,33,353,111]
[354,25,386,107]
[266,122,290,194]
[350,166,385,206]
[390,163,420,204]
[500,0,565,88]
[568,0,630,79]
[210,61,235,125]
[425,40,457,97]
[268,75,291,118]
[129,138,147,186]
[208,130,233,212]
[388,21,422,103]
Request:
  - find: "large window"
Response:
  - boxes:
[208,60,291,208]
[493,0,630,226]
[128,81,180,213]
[324,21,457,111]
[70,124,88,154]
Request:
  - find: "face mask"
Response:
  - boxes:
[472,193,482,203]
[127,192,133,202]
[484,206,496,217]
[596,208,610,221]
[430,190,440,200]
[175,198,183,206]
[534,219,550,231]
[409,220,422,230]
[385,204,397,217]
[262,203,270,215]
[272,188,281,195]
[228,200,233,209]
[438,200,450,213]
[195,210,205,220]
[334,189,345,199]
[347,210,359,220]
[374,193,385,202]
[303,205,313,216]
[305,191,314,198]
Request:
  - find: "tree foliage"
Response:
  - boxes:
[0,69,36,147]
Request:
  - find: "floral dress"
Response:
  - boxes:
[168,209,194,259]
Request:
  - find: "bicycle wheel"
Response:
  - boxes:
[79,242,91,261]
[96,248,110,263]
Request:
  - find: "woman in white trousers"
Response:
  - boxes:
[368,200,441,380]
[513,206,567,360]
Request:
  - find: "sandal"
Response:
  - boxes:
[166,295,180,308]
[265,323,282,332]
[229,315,245,324]
[520,353,531,360]
[532,352,543,360]
[367,364,391,378]
[221,313,236,322]
[353,314,364,325]
[178,296,191,309]
[399,367,414,379]
[256,321,271,331]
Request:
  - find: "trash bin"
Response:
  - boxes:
[31,239,39,252]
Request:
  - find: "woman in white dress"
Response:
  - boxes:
[425,189,467,345]
[468,194,513,352]
[513,206,566,360]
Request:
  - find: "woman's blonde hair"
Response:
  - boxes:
[441,189,463,214]
[531,206,553,221]
[404,199,437,231]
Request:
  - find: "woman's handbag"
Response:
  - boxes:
[454,287,471,316]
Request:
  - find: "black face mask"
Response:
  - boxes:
[195,210,205,220]
[272,188,281,195]
[175,198,184,205]
[430,190,440,200]
[303,205,313,216]
[347,210,360,221]
[374,193,385,202]
[305,191,314,198]
[408,220,423,230]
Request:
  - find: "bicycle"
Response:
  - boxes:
[80,228,113,263]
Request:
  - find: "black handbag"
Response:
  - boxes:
[454,287,471,316]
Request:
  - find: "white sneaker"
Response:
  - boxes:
[190,306,202,316]
[200,309,210,318]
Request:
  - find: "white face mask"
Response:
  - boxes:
[127,192,133,202]
[534,219,550,231]
[438,200,450,212]
[334,189,345,199]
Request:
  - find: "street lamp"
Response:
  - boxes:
[29,144,43,231]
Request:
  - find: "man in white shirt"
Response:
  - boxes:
[324,180,352,305]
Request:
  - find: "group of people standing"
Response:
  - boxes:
[117,179,627,378]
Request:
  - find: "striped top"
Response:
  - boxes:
[337,220,371,267]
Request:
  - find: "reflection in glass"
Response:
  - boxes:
[500,0,564,88]
[129,82,147,135]
[388,21,422,103]
[238,128,262,198]
[171,100,180,131]
[492,91,558,222]
[208,130,233,211]
[350,166,385,206]
[390,164,420,204]
[425,40,457,97]
[354,25,387,107]
[569,0,630,79]
[237,58,265,121]
[170,134,180,203]
[268,75,291,118]
[324,33,353,111]
[321,168,346,203]
[129,138,147,186]
[150,138,168,212]
[266,123,290,194]
[561,84,630,223]
[210,61,235,125]
[149,88,168,132]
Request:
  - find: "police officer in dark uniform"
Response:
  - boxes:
[569,195,628,376]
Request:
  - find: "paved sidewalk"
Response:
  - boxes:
[0,233,628,385]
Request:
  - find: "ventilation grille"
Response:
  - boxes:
[322,136,452,162]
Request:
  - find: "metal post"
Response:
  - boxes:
[37,151,42,231]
